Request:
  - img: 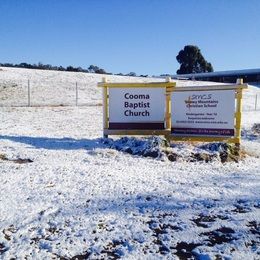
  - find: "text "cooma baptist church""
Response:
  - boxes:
[124,93,150,117]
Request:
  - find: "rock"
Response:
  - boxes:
[200,143,243,163]
[122,147,133,154]
[143,149,160,158]
[167,152,179,162]
[0,154,8,161]
[252,123,260,134]
[190,152,216,163]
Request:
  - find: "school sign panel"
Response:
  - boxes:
[171,90,235,137]
[98,78,247,145]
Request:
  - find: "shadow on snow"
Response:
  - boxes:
[0,135,105,150]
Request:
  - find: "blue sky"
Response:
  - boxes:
[0,0,259,75]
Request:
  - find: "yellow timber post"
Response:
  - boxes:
[165,76,173,142]
[168,82,248,144]
[98,79,176,137]
[102,77,109,138]
[234,78,244,153]
[98,79,247,146]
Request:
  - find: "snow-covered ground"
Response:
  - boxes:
[0,67,260,259]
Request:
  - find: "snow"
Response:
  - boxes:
[0,67,260,259]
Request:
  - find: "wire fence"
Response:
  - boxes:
[242,92,260,111]
[0,79,260,110]
[0,79,102,107]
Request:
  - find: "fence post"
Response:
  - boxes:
[28,79,31,107]
[76,82,78,106]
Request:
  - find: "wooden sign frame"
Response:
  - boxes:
[167,83,248,146]
[98,78,176,138]
[98,78,247,147]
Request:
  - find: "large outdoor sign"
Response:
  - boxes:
[109,87,165,130]
[98,78,247,145]
[171,90,235,136]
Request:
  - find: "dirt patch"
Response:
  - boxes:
[201,227,236,247]
[252,123,260,134]
[3,225,18,241]
[199,143,245,163]
[192,213,229,228]
[70,251,92,260]
[189,152,218,163]
[192,215,217,228]
[247,221,260,236]
[231,200,253,214]
[254,202,260,209]
[147,220,172,255]
[172,241,202,259]
[0,243,8,255]
[12,158,33,164]
[100,240,127,259]
[146,214,185,256]
[231,205,251,214]
[0,154,8,160]
[0,154,33,164]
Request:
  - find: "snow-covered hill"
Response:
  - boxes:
[1,67,259,110]
[0,67,259,259]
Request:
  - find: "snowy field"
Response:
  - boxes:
[0,67,260,259]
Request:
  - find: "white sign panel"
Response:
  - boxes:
[109,87,165,129]
[171,90,235,136]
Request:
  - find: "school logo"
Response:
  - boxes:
[184,96,193,110]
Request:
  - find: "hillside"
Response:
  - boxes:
[0,67,260,259]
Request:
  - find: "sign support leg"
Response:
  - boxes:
[102,78,108,138]
[234,84,243,154]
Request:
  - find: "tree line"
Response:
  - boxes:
[0,62,149,77]
[0,45,214,76]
